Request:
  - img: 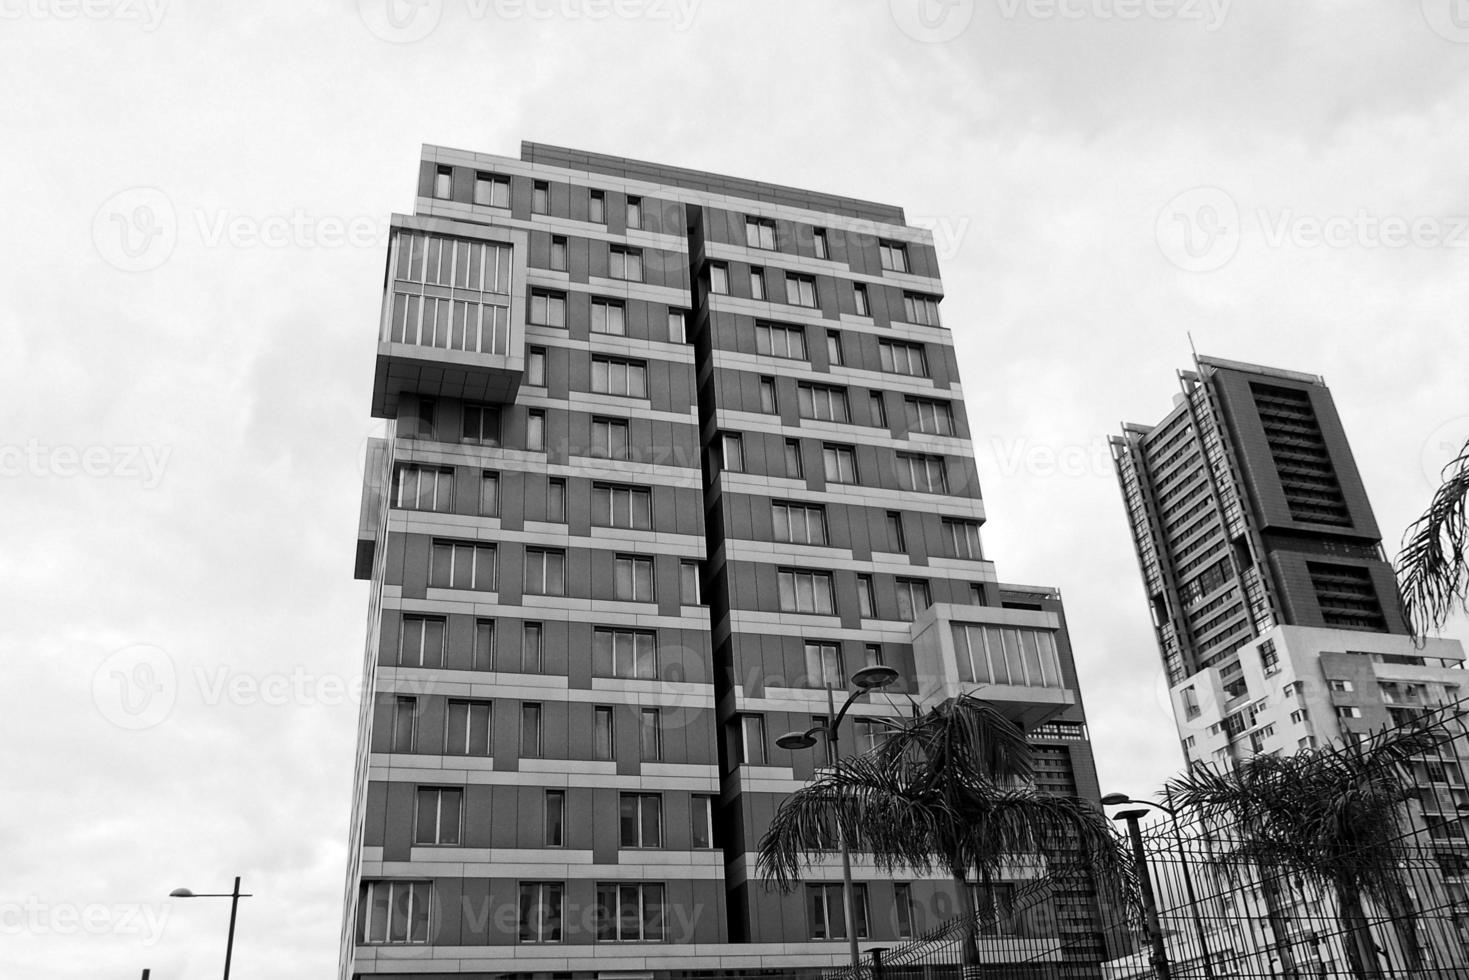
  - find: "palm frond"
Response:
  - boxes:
[1396,435,1469,635]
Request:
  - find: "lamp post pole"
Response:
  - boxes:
[777,664,902,977]
[1113,808,1173,980]
[169,876,251,980]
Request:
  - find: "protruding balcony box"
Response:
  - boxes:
[370,214,529,420]
[353,435,393,580]
[910,602,1077,728]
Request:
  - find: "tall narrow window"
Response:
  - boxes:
[589,189,605,223]
[527,346,547,386]
[550,235,567,272]
[854,283,870,317]
[433,165,452,199]
[680,559,703,606]
[668,308,686,343]
[886,511,907,552]
[750,266,766,300]
[547,478,565,522]
[691,794,715,848]
[527,410,546,451]
[639,708,662,761]
[626,195,642,229]
[544,790,565,847]
[594,706,615,760]
[532,180,549,214]
[759,376,778,414]
[740,714,767,765]
[710,262,729,294]
[473,618,495,671]
[785,438,804,478]
[479,471,500,517]
[826,330,843,366]
[857,575,875,618]
[813,228,829,259]
[521,703,542,758]
[871,392,888,427]
[721,432,744,472]
[895,883,914,938]
[522,622,544,673]
[391,696,416,753]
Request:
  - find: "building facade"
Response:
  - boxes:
[1110,355,1469,957]
[342,142,1111,980]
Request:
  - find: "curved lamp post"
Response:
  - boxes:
[777,664,902,974]
[169,876,251,980]
[1102,793,1215,980]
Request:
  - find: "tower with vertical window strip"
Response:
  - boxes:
[343,143,1113,980]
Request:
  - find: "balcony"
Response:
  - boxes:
[910,602,1077,728]
[370,215,529,419]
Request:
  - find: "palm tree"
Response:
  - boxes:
[1166,718,1450,979]
[1396,437,1469,635]
[756,693,1130,976]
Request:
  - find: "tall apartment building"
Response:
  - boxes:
[342,142,1112,980]
[1110,355,1469,922]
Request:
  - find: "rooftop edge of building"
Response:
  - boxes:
[1195,354,1326,387]
[496,141,910,225]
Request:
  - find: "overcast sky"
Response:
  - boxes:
[4,1,1469,977]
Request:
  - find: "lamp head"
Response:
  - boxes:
[850,665,899,691]
[169,888,195,898]
[776,731,819,750]
[1099,792,1133,806]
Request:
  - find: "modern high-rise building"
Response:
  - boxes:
[342,142,1114,980]
[1110,355,1469,930]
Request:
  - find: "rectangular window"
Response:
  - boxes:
[804,641,844,690]
[522,622,543,673]
[391,696,416,753]
[433,166,453,199]
[547,478,565,522]
[589,190,605,224]
[897,453,948,493]
[415,787,463,845]
[626,196,642,229]
[591,298,627,335]
[785,273,817,307]
[473,618,495,671]
[474,172,510,208]
[668,308,686,343]
[550,235,567,272]
[864,643,883,668]
[740,714,767,765]
[813,228,829,259]
[896,578,931,622]
[595,706,616,761]
[785,438,804,478]
[895,883,914,938]
[591,417,631,460]
[870,392,888,427]
[530,289,566,327]
[778,568,836,615]
[532,180,549,214]
[1336,706,1362,719]
[746,216,777,250]
[720,432,744,472]
[392,464,454,512]
[399,615,446,668]
[879,240,908,272]
[1260,639,1280,676]
[595,883,666,943]
[479,471,500,517]
[518,882,563,943]
[772,501,828,545]
[827,330,843,366]
[1330,680,1355,693]
[593,483,652,530]
[886,511,907,552]
[822,444,858,484]
[807,883,869,940]
[906,397,956,435]
[903,292,941,326]
[524,548,566,596]
[756,321,806,359]
[710,262,729,294]
[359,880,431,944]
[857,575,875,618]
[594,627,658,680]
[462,404,501,446]
[952,625,1063,688]
[591,356,647,397]
[798,383,849,422]
[854,283,870,317]
[879,339,927,376]
[759,376,778,413]
[610,246,643,282]
[445,700,492,757]
[521,702,543,758]
[680,559,703,605]
[614,555,656,602]
[544,790,565,847]
[750,266,766,300]
[527,346,547,386]
[691,795,715,848]
[640,708,663,761]
[430,540,496,591]
[941,518,983,559]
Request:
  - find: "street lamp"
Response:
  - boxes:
[777,664,902,974]
[1110,807,1173,980]
[169,876,251,980]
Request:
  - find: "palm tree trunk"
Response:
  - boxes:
[1257,870,1303,980]
[954,869,982,980]
[1383,875,1424,974]
[1335,881,1384,980]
